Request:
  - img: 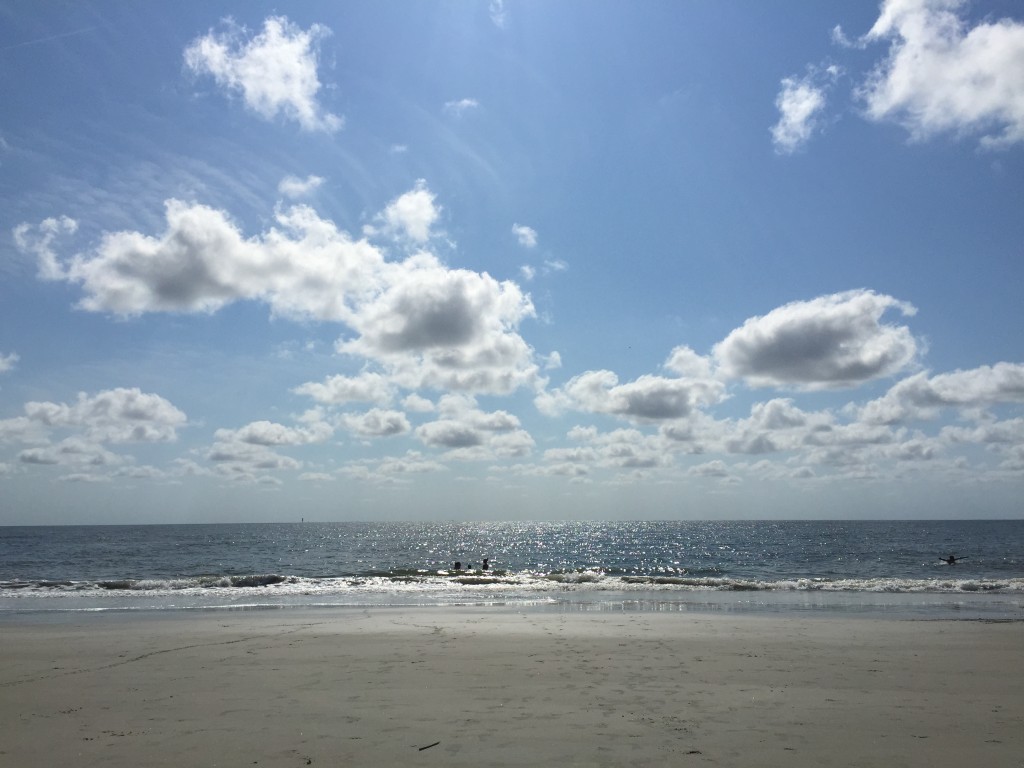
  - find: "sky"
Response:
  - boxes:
[1,0,1023,524]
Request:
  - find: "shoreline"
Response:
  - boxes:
[4,584,1023,623]
[3,608,1022,766]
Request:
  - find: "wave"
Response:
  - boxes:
[3,571,1024,599]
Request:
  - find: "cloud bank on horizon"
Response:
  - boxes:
[2,0,1022,522]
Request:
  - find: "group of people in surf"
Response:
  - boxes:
[451,558,489,572]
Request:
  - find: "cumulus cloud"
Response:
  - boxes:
[713,290,919,389]
[415,396,533,459]
[23,388,187,443]
[294,372,395,405]
[366,180,440,243]
[214,420,331,446]
[184,16,342,132]
[512,223,538,248]
[340,408,411,438]
[860,363,1024,424]
[536,369,725,422]
[17,182,540,397]
[336,261,539,394]
[278,174,324,199]
[20,437,126,469]
[857,0,1024,148]
[771,66,840,153]
[0,352,18,374]
[206,438,301,481]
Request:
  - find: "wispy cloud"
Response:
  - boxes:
[511,223,537,248]
[0,352,18,374]
[443,98,480,117]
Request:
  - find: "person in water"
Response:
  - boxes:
[482,558,489,571]
[941,554,963,565]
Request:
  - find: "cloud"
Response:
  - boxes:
[20,437,126,468]
[366,180,440,243]
[443,98,479,117]
[564,426,672,471]
[688,459,731,478]
[205,438,301,481]
[11,216,78,280]
[214,420,331,446]
[294,372,395,405]
[490,0,508,28]
[336,261,540,394]
[512,223,538,248]
[278,174,324,199]
[857,0,1024,147]
[536,369,725,422]
[713,290,919,389]
[771,67,840,153]
[859,363,1024,424]
[415,396,534,459]
[18,182,540,397]
[0,352,18,374]
[340,408,411,438]
[184,16,342,132]
[23,388,187,443]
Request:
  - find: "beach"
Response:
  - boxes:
[2,609,1021,767]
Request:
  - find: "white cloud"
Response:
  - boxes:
[664,346,713,379]
[401,393,436,413]
[688,459,731,478]
[340,408,411,438]
[520,265,536,282]
[206,439,301,477]
[214,420,331,446]
[184,16,342,132]
[20,437,126,468]
[713,290,919,389]
[18,182,541,397]
[294,372,395,405]
[512,223,538,248]
[443,98,479,117]
[857,0,1024,147]
[337,260,539,395]
[368,180,440,243]
[771,70,835,154]
[536,369,725,422]
[23,388,187,443]
[563,426,672,471]
[278,174,324,199]
[860,363,1024,424]
[0,352,18,374]
[12,216,78,280]
[415,397,534,459]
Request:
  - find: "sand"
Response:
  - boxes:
[1,608,1021,767]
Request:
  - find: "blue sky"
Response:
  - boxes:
[2,0,1023,524]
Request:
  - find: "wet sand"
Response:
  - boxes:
[1,608,1021,767]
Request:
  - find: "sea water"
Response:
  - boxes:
[1,520,1022,619]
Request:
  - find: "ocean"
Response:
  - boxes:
[2,520,1022,619]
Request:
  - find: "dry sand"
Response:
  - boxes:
[1,608,1021,767]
